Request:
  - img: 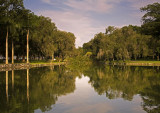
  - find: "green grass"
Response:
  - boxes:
[126,60,160,63]
[107,60,160,64]
[30,60,50,64]
[1,59,160,65]
[30,60,65,64]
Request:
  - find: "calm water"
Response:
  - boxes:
[0,65,160,113]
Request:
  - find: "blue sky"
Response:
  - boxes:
[24,0,160,47]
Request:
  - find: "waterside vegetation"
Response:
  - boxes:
[0,1,160,66]
[83,3,160,64]
[0,0,76,64]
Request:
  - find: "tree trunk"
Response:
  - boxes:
[27,29,29,63]
[157,55,159,61]
[22,55,25,62]
[6,27,8,64]
[12,40,14,64]
[52,51,54,61]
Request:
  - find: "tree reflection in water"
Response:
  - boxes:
[81,65,160,113]
[0,65,160,113]
[0,66,78,113]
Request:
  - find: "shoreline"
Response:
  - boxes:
[0,62,65,72]
[106,61,160,66]
[1,61,160,72]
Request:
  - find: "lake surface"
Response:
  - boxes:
[0,65,160,113]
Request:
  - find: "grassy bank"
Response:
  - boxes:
[107,60,160,66]
[30,60,64,64]
[126,60,160,63]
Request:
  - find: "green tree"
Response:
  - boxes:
[0,0,76,63]
[0,0,24,63]
[141,2,160,37]
[54,31,76,60]
[141,2,160,60]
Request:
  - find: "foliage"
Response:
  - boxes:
[66,55,91,69]
[83,3,160,61]
[83,25,151,61]
[0,0,76,62]
[141,2,160,60]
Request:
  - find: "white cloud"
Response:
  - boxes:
[37,10,104,47]
[41,0,121,13]
[38,0,122,47]
[38,0,160,47]
[64,0,113,13]
[41,0,52,4]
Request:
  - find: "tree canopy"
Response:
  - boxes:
[83,2,160,61]
[0,0,76,62]
[83,25,151,61]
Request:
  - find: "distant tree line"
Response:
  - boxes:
[0,0,76,63]
[83,2,160,61]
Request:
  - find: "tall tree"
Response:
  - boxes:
[0,0,24,64]
[141,2,160,60]
[19,9,32,62]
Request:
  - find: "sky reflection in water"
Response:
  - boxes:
[43,76,145,113]
[0,65,160,113]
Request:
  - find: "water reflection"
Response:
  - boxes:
[68,64,160,113]
[12,70,14,91]
[6,71,8,102]
[0,65,160,113]
[87,65,160,113]
[141,84,160,113]
[0,66,78,113]
[27,69,29,103]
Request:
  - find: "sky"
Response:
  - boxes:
[23,0,160,47]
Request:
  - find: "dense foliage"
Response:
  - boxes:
[83,2,160,61]
[0,0,76,62]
